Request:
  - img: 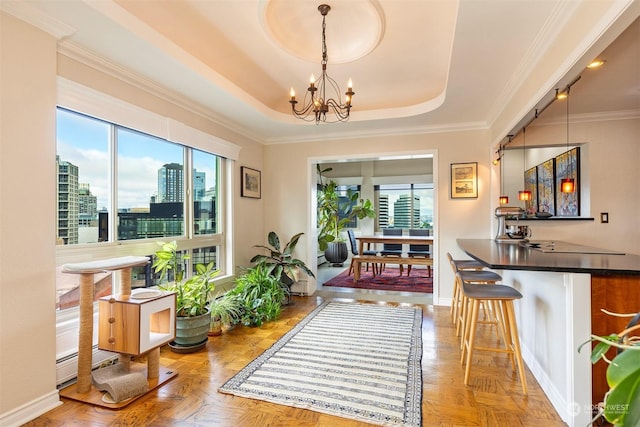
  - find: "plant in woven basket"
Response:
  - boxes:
[579,310,640,426]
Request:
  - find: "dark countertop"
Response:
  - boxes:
[457,239,640,275]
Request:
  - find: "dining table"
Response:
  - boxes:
[356,234,434,256]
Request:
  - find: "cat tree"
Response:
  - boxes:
[59,256,177,408]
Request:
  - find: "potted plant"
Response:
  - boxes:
[153,241,218,351]
[317,169,375,265]
[226,264,286,327]
[581,311,640,426]
[250,231,315,303]
[207,294,242,336]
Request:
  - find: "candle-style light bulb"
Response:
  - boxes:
[347,78,353,91]
[290,88,295,101]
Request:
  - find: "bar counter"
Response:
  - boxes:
[457,238,640,275]
[457,238,640,427]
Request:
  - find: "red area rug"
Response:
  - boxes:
[323,266,433,293]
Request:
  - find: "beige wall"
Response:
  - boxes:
[263,129,494,300]
[0,12,59,417]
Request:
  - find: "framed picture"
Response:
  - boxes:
[555,147,580,216]
[524,166,538,212]
[450,162,478,199]
[241,166,261,199]
[536,158,555,215]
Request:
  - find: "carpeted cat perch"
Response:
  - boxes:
[58,256,178,408]
[92,363,149,403]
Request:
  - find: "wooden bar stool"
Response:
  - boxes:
[446,252,487,325]
[447,253,503,345]
[457,272,528,394]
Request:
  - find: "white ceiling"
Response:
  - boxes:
[4,0,639,144]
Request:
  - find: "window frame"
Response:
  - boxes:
[55,78,239,374]
[374,182,434,231]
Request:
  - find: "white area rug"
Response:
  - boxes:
[219,300,423,426]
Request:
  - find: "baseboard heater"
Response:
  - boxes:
[56,346,118,388]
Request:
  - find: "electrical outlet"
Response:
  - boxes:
[601,212,609,223]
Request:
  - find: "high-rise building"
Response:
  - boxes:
[393,194,420,228]
[56,156,79,244]
[78,183,97,219]
[378,194,389,228]
[194,170,206,201]
[78,183,99,243]
[158,163,184,202]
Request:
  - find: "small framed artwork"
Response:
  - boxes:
[536,158,555,215]
[241,166,261,199]
[555,147,580,216]
[450,162,478,199]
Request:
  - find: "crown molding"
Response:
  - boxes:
[263,120,489,145]
[530,109,640,127]
[57,41,264,145]
[0,1,75,39]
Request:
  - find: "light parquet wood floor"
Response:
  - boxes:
[25,296,567,426]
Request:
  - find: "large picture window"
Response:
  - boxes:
[54,79,239,385]
[375,183,433,230]
[55,107,227,311]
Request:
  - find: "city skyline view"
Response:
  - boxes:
[57,108,216,211]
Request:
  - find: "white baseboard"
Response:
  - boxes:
[0,390,61,427]
[521,343,569,424]
[437,297,452,307]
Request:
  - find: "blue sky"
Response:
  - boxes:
[57,109,216,209]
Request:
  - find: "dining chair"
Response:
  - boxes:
[379,228,403,273]
[347,229,377,276]
[380,228,403,255]
[406,229,431,277]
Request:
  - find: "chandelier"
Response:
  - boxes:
[289,4,355,124]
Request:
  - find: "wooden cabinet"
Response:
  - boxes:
[98,291,176,355]
[591,274,640,405]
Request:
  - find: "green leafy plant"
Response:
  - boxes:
[227,264,285,327]
[152,241,218,317]
[250,231,315,295]
[316,171,375,251]
[208,294,243,335]
[579,310,640,426]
